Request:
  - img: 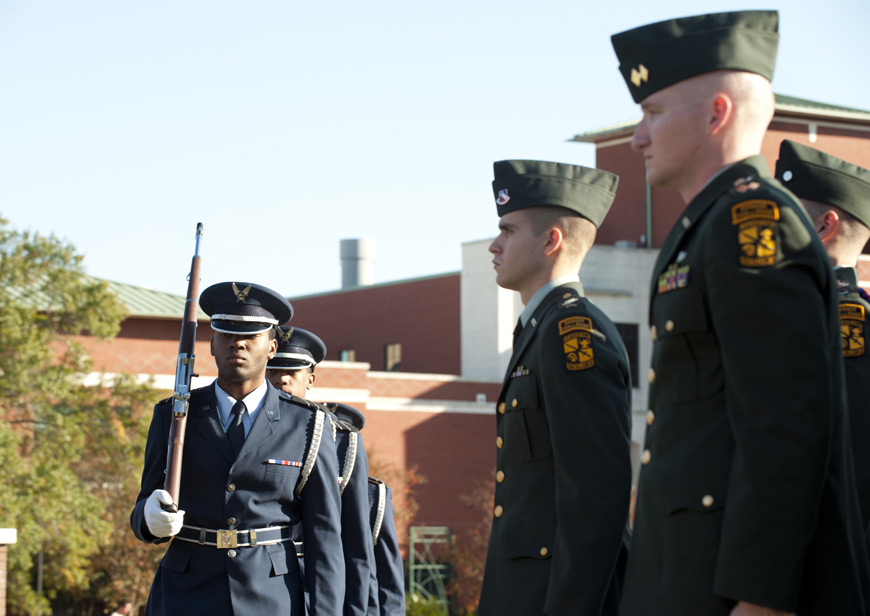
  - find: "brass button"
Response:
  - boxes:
[641,449,651,465]
[496,436,503,449]
[665,319,675,332]
[648,368,656,384]
[651,325,657,341]
[493,505,503,518]
[563,293,571,299]
[497,402,505,414]
[496,470,505,483]
[227,517,237,526]
[540,546,549,557]
[227,483,236,493]
[646,410,655,426]
[702,494,714,508]
[512,398,518,408]
[227,549,238,558]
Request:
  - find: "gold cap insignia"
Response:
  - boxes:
[277,326,295,344]
[231,282,252,303]
[630,64,649,87]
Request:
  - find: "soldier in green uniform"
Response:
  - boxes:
[610,10,869,616]
[477,160,632,616]
[776,140,870,534]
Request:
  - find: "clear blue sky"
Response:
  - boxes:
[2,1,868,298]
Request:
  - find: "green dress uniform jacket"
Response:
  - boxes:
[619,157,869,615]
[836,266,870,536]
[478,281,633,616]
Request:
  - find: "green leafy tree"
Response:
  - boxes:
[0,217,160,615]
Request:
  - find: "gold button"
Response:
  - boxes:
[641,449,651,465]
[563,293,571,299]
[496,436,503,449]
[651,325,657,341]
[493,505,503,518]
[665,319,675,332]
[702,494,714,508]
[540,546,549,557]
[227,483,236,492]
[512,399,518,408]
[227,549,237,558]
[646,410,655,426]
[227,517,237,526]
[496,470,505,483]
[648,368,655,384]
[497,402,505,415]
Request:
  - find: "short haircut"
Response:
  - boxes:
[802,198,870,247]
[523,206,598,261]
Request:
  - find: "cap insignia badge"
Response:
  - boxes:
[496,189,510,206]
[231,282,252,303]
[278,327,295,343]
[630,64,649,87]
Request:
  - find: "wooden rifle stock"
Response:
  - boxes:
[163,223,204,512]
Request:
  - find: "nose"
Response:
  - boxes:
[631,118,649,151]
[488,237,500,254]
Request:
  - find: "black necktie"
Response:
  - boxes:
[227,400,246,457]
[513,318,523,345]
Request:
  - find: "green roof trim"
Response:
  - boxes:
[102,278,208,320]
[569,93,870,143]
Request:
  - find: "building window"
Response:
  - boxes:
[614,323,639,388]
[340,349,356,362]
[384,343,401,372]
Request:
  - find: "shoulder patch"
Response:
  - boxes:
[559,317,594,371]
[840,303,866,358]
[731,199,779,268]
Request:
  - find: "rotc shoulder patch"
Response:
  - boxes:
[731,199,780,268]
[840,303,866,358]
[558,316,594,371]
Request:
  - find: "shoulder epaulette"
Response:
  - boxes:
[368,476,387,546]
[294,408,326,497]
[279,392,321,413]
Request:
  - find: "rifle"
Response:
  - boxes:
[163,222,204,513]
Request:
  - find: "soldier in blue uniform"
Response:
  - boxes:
[267,326,376,616]
[611,11,869,615]
[776,140,870,535]
[477,160,633,615]
[366,476,405,616]
[131,282,345,616]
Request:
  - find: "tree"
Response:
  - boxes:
[0,217,160,615]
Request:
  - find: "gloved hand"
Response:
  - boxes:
[144,490,185,538]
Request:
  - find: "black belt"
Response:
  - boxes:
[175,524,300,551]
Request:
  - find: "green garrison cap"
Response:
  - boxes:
[776,140,870,229]
[611,10,779,103]
[492,160,618,227]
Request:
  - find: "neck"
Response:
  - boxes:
[218,376,265,401]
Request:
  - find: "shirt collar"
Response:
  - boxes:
[214,380,268,430]
[520,274,580,326]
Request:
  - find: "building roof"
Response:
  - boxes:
[102,278,207,320]
[287,271,460,301]
[569,93,870,144]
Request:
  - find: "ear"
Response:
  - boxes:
[307,371,316,390]
[210,334,216,357]
[267,338,278,359]
[542,226,564,257]
[709,93,733,136]
[816,209,840,243]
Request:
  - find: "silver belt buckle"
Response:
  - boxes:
[216,529,238,549]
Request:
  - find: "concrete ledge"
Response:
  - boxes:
[0,529,17,544]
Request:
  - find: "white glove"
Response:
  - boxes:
[144,490,185,538]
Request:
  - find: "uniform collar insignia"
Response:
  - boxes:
[232,282,252,303]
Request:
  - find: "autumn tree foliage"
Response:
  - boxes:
[0,218,161,615]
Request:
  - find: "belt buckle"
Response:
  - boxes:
[216,529,238,549]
